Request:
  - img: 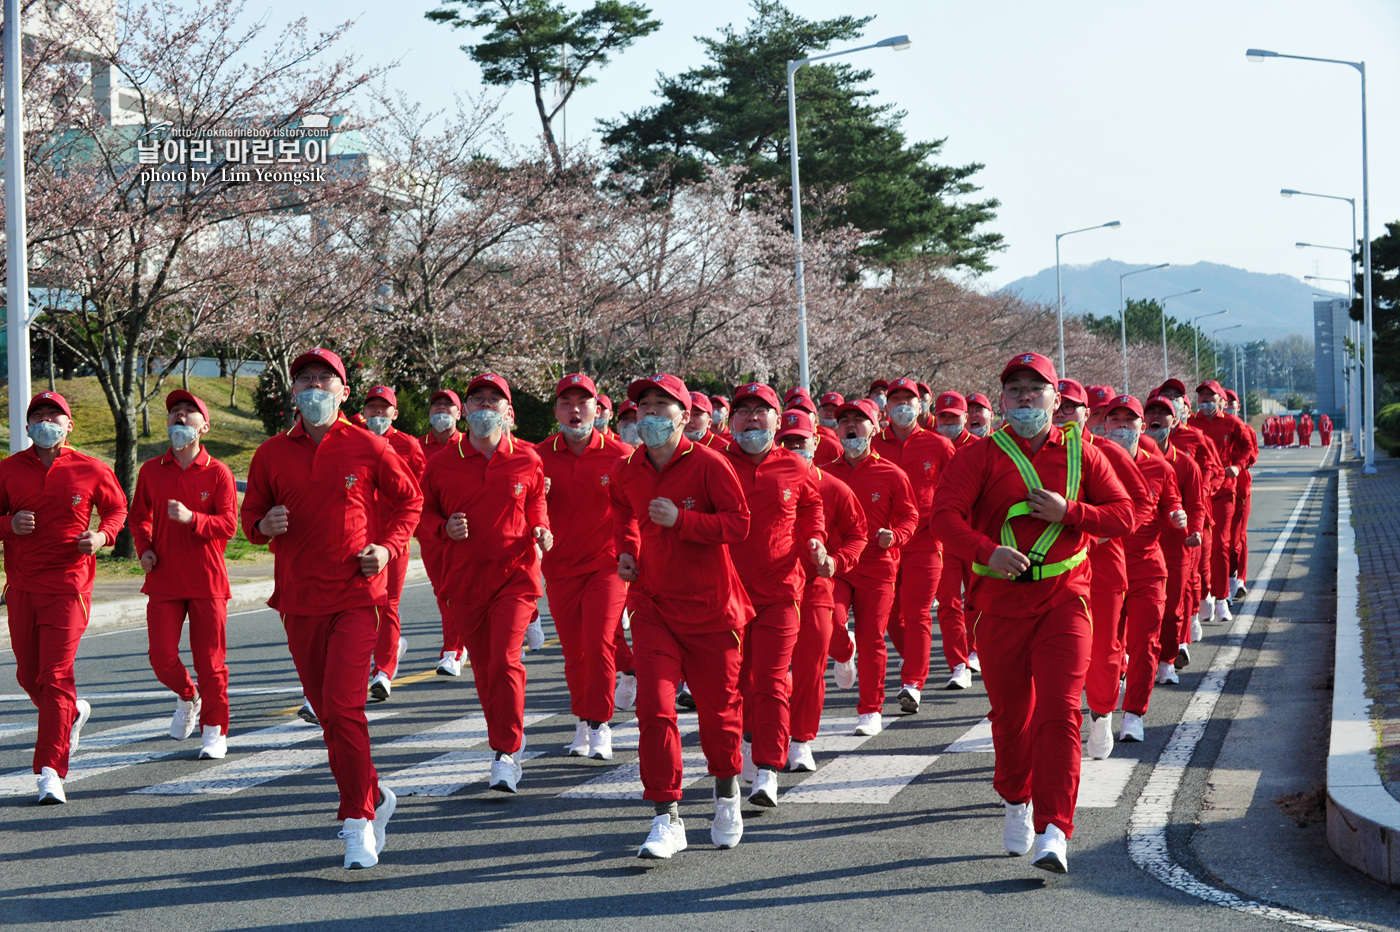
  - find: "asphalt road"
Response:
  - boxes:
[1,443,1397,932]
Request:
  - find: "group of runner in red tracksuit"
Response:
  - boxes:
[1,345,1257,876]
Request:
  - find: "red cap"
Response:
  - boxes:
[934,391,967,414]
[27,390,72,419]
[688,391,714,415]
[1056,379,1088,407]
[869,379,890,394]
[429,388,462,409]
[618,399,638,416]
[165,389,211,423]
[1155,378,1187,397]
[775,408,816,440]
[627,374,690,408]
[597,394,612,411]
[835,398,881,423]
[999,352,1057,386]
[1107,394,1144,419]
[1196,379,1225,397]
[887,377,920,399]
[554,372,597,399]
[1225,389,1239,403]
[467,373,512,402]
[1144,394,1177,414]
[1087,385,1117,410]
[364,385,398,409]
[733,382,783,411]
[783,386,811,404]
[819,392,844,407]
[289,347,347,383]
[710,394,729,411]
[966,393,992,412]
[916,382,931,397]
[784,394,816,415]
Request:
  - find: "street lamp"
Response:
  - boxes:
[1157,288,1202,380]
[788,33,911,389]
[1055,221,1121,377]
[1210,324,1242,383]
[1119,263,1170,394]
[1282,188,1357,304]
[5,0,33,453]
[1192,309,1228,385]
[1249,48,1375,472]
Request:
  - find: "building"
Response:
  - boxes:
[1314,297,1355,428]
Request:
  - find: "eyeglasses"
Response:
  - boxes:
[1003,384,1053,399]
[293,370,341,387]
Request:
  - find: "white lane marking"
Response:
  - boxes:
[559,751,711,800]
[781,754,938,805]
[386,750,546,797]
[598,713,698,751]
[75,717,172,751]
[0,722,35,742]
[0,686,304,703]
[808,716,881,753]
[943,718,994,753]
[0,719,173,795]
[391,713,553,751]
[1077,757,1137,808]
[1129,447,1366,931]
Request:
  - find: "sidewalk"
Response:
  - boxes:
[1351,453,1400,800]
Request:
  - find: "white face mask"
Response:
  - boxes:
[618,422,640,446]
[429,412,456,433]
[168,424,199,449]
[467,409,505,438]
[683,428,708,442]
[1145,426,1171,446]
[1197,401,1217,416]
[1006,407,1050,439]
[889,404,918,429]
[734,428,774,455]
[842,436,870,456]
[593,415,610,431]
[365,416,392,436]
[1107,427,1140,452]
[935,423,963,440]
[28,421,66,449]
[790,446,814,463]
[818,416,837,429]
[967,423,989,438]
[639,415,679,448]
[560,423,592,443]
[294,388,340,427]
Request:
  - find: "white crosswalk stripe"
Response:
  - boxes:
[392,712,552,751]
[943,717,994,753]
[1077,757,1137,808]
[595,713,697,751]
[559,750,710,800]
[780,754,939,804]
[0,722,37,743]
[387,750,547,797]
[0,717,172,797]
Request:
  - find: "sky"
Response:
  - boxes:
[231,0,1398,293]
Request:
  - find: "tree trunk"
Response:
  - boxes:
[110,402,140,559]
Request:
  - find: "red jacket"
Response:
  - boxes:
[419,429,462,473]
[1158,438,1207,561]
[949,428,980,450]
[693,431,731,453]
[815,425,842,465]
[131,448,238,599]
[0,444,127,595]
[723,445,825,607]
[820,450,918,587]
[378,428,427,533]
[420,433,548,602]
[931,425,1134,616]
[1122,444,1182,583]
[871,425,955,555]
[1170,423,1226,501]
[1188,412,1251,499]
[803,465,868,608]
[608,438,753,633]
[241,416,423,615]
[537,429,634,580]
[1085,433,1152,592]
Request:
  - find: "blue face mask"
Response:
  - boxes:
[889,404,918,429]
[429,412,457,433]
[27,421,66,449]
[1107,427,1140,452]
[638,415,678,448]
[1146,426,1171,446]
[936,424,963,440]
[365,416,392,436]
[1006,407,1050,439]
[168,424,199,450]
[618,423,640,447]
[294,388,340,427]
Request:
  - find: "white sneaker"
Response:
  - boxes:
[1176,645,1191,669]
[567,721,590,757]
[1117,677,1126,711]
[740,740,758,783]
[340,817,378,870]
[711,792,743,849]
[372,786,396,855]
[675,683,696,710]
[171,695,200,740]
[1118,711,1145,743]
[525,615,546,651]
[622,609,631,631]
[1156,662,1179,685]
[397,636,409,663]
[490,755,520,793]
[967,651,981,673]
[853,712,883,736]
[1199,595,1215,623]
[36,767,66,805]
[588,723,613,761]
[69,699,91,760]
[1087,713,1114,760]
[1227,576,1240,601]
[637,814,687,859]
[297,697,318,725]
[1003,800,1034,856]
[749,769,778,808]
[1213,599,1233,623]
[834,629,858,689]
[614,673,637,711]
[1032,824,1068,873]
[1190,617,1203,642]
[368,671,392,701]
[786,740,816,773]
[946,664,972,690]
[436,651,463,676]
[897,684,921,713]
[198,725,227,760]
[1235,581,1248,600]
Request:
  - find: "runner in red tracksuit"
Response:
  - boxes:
[595,394,615,438]
[872,378,956,712]
[241,348,422,869]
[685,392,731,452]
[1103,397,1185,748]
[822,398,918,737]
[421,373,550,794]
[609,374,753,860]
[1142,396,1206,682]
[1188,380,1251,621]
[538,373,634,761]
[357,385,426,700]
[815,392,845,463]
[1,391,127,805]
[932,353,1133,874]
[1319,414,1333,446]
[710,395,732,443]
[931,391,983,685]
[1225,391,1257,600]
[132,390,237,760]
[420,389,467,675]
[966,393,994,439]
[1299,413,1313,447]
[723,383,826,806]
[776,410,867,773]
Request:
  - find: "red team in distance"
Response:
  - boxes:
[0,348,1263,877]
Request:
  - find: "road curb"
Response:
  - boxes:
[1327,453,1400,886]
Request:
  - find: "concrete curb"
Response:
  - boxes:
[80,558,429,634]
[1327,445,1400,885]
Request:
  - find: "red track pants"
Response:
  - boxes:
[630,599,742,803]
[936,553,973,672]
[372,551,409,679]
[887,550,942,689]
[449,579,535,755]
[975,596,1092,838]
[1085,587,1127,717]
[546,568,628,723]
[791,599,835,744]
[1159,547,1196,661]
[1122,578,1168,716]
[6,589,89,777]
[422,541,464,660]
[1230,473,1251,586]
[1208,494,1236,600]
[147,598,230,732]
[739,601,800,770]
[283,606,382,820]
[832,576,896,715]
